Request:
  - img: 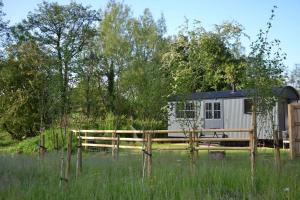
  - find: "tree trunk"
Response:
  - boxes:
[107,60,115,113]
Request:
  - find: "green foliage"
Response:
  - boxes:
[21,1,100,118]
[133,118,164,130]
[162,21,248,94]
[245,6,285,114]
[119,9,169,121]
[98,112,133,130]
[0,40,51,139]
[0,128,66,154]
[0,1,289,147]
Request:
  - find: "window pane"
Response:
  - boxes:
[214,102,220,111]
[176,102,183,118]
[206,111,212,119]
[185,102,194,111]
[214,111,221,119]
[244,99,253,113]
[205,103,212,110]
[186,111,195,118]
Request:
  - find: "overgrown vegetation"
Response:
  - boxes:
[0,0,288,142]
[0,151,299,199]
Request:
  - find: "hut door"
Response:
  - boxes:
[204,100,224,129]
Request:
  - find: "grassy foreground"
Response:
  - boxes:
[0,150,299,200]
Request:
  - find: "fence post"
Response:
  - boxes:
[76,134,82,178]
[116,133,120,159]
[274,129,281,167]
[112,131,116,158]
[55,130,59,151]
[288,104,295,160]
[195,130,199,157]
[252,105,257,154]
[189,129,195,162]
[251,105,257,185]
[249,130,255,179]
[84,132,87,151]
[65,131,73,181]
[142,131,146,180]
[59,149,65,187]
[147,132,152,177]
[39,133,46,156]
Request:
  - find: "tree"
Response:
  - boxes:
[0,40,51,140]
[245,6,286,166]
[162,21,247,94]
[95,1,132,114]
[18,1,100,128]
[119,9,170,122]
[288,64,300,89]
[0,0,8,57]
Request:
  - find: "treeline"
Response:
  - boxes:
[0,1,285,140]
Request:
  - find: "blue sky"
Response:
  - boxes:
[2,0,300,72]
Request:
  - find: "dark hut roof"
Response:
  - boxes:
[168,86,299,101]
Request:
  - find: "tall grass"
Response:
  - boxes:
[0,151,299,199]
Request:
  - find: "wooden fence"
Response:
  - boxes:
[65,128,256,180]
[288,104,300,159]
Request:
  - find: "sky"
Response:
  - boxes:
[2,0,300,72]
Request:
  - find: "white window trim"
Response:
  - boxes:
[175,102,196,119]
[205,102,221,120]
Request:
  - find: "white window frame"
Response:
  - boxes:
[205,102,221,120]
[176,102,196,119]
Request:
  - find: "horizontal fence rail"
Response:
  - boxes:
[72,129,254,152]
[72,128,252,134]
[64,106,259,183]
[66,127,257,182]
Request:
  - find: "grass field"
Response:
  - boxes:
[0,149,299,200]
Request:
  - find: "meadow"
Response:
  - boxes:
[0,150,299,200]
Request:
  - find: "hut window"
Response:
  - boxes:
[176,102,195,118]
[205,103,213,119]
[244,99,253,113]
[206,102,221,119]
[214,102,221,119]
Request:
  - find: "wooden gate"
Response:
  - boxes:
[288,104,300,159]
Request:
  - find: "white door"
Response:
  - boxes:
[204,100,224,129]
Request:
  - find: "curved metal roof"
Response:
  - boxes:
[168,86,299,101]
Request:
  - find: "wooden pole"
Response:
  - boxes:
[142,131,146,181]
[189,129,195,162]
[84,132,87,151]
[76,135,82,178]
[116,133,120,159]
[249,130,255,179]
[288,104,295,160]
[39,134,46,156]
[112,131,116,158]
[195,130,199,157]
[55,130,59,151]
[59,148,65,187]
[251,105,257,185]
[274,129,281,168]
[147,132,152,177]
[252,105,257,154]
[65,131,73,181]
